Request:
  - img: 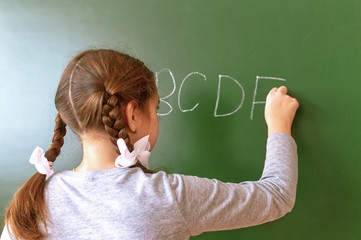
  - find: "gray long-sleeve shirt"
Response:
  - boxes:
[1,133,298,240]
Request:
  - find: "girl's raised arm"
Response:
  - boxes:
[167,87,299,235]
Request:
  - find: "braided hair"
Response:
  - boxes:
[5,49,158,239]
[102,92,130,153]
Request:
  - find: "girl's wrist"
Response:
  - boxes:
[268,125,291,137]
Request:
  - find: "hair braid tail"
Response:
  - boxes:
[44,113,67,162]
[4,113,67,239]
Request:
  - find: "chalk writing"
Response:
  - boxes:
[155,68,176,116]
[178,72,207,112]
[214,75,245,117]
[155,68,286,119]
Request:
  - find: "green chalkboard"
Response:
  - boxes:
[1,0,360,239]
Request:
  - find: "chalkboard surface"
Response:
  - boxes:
[1,0,360,239]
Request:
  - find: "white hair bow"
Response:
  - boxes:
[29,146,54,177]
[115,135,151,169]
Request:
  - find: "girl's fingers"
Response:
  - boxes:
[267,87,278,100]
[269,87,278,94]
[278,86,288,94]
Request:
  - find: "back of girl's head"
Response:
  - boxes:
[5,49,158,240]
[57,49,157,151]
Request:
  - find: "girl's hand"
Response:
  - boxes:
[265,86,299,136]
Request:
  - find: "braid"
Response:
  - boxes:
[44,113,67,162]
[101,92,154,173]
[102,92,132,154]
[4,113,67,240]
[5,50,158,239]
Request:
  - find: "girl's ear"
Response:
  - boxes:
[124,100,138,133]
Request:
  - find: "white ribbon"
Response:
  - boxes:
[115,135,151,169]
[29,146,54,177]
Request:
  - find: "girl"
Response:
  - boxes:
[1,49,299,240]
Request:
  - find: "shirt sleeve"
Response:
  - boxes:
[167,133,298,236]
